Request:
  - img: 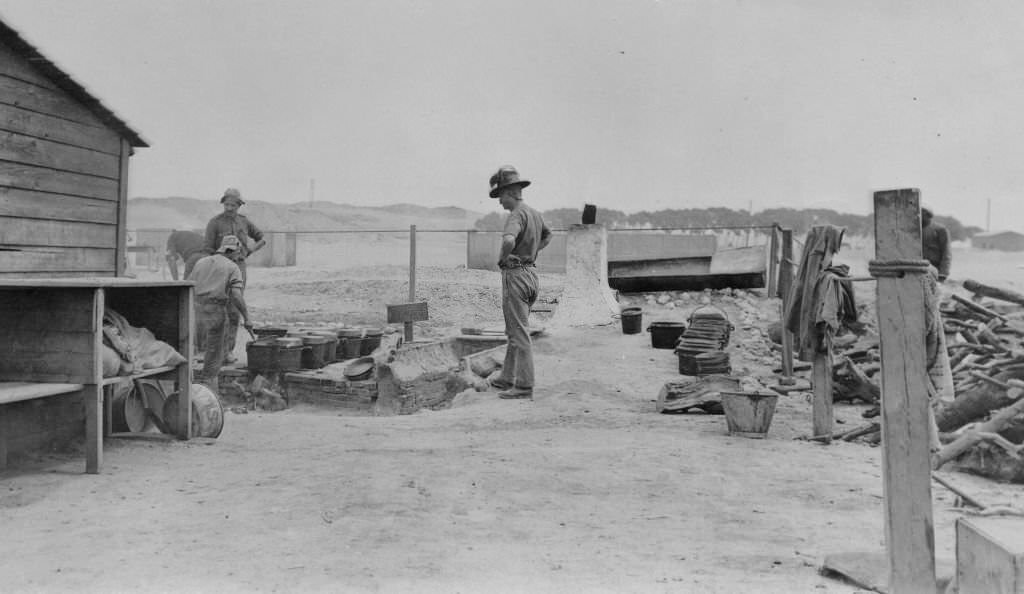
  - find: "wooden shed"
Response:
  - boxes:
[0,19,196,473]
[971,230,1024,253]
[0,18,148,277]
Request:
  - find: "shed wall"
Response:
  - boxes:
[0,39,127,277]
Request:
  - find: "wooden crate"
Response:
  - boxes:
[958,516,1024,593]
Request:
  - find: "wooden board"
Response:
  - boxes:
[0,102,121,154]
[606,233,717,262]
[0,161,119,201]
[958,517,1024,593]
[0,43,61,91]
[0,217,115,248]
[0,186,118,224]
[0,382,83,405]
[821,552,953,594]
[387,301,429,323]
[0,278,191,288]
[0,289,95,328]
[0,130,120,178]
[0,247,115,273]
[608,246,768,292]
[874,189,937,591]
[0,73,107,129]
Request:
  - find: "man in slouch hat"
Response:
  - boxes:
[487,166,552,399]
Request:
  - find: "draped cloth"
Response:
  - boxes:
[783,225,854,362]
[924,270,955,405]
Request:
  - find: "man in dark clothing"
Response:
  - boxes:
[921,207,951,282]
[204,187,265,361]
[486,165,552,400]
[165,229,209,280]
[188,235,253,393]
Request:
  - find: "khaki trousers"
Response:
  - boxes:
[498,266,538,389]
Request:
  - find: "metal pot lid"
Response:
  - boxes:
[344,357,375,379]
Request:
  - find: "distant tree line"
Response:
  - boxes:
[474,206,980,241]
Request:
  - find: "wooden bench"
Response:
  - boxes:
[0,278,193,474]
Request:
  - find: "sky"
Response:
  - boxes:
[2,0,1024,230]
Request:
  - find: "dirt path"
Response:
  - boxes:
[2,260,1021,593]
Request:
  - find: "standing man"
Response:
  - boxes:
[921,207,951,282]
[205,187,265,362]
[188,235,253,393]
[487,165,552,400]
[165,229,209,280]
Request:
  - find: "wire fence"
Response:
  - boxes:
[126,225,783,279]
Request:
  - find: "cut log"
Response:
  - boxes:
[838,422,880,442]
[936,370,1024,432]
[934,392,1024,470]
[963,279,1024,307]
[832,357,880,404]
[952,293,1007,322]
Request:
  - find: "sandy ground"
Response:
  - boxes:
[3,239,1024,593]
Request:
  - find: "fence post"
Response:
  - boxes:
[406,225,416,342]
[767,225,779,298]
[874,188,936,593]
[780,229,795,381]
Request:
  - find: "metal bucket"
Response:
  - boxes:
[620,307,642,335]
[720,391,778,439]
[648,321,686,349]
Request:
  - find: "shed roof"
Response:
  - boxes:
[0,17,149,148]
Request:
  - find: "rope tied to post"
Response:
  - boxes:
[867,259,932,278]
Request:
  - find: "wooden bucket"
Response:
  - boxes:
[162,383,224,438]
[720,391,778,438]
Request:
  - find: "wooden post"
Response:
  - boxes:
[406,225,417,343]
[85,288,104,474]
[767,225,779,299]
[115,139,130,276]
[874,188,936,593]
[177,284,194,440]
[780,229,795,381]
[812,350,833,441]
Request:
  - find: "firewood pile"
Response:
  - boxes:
[829,279,1024,483]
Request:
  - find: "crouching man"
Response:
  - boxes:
[188,235,253,393]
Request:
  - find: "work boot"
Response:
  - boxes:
[489,377,513,390]
[498,387,533,400]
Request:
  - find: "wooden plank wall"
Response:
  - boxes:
[0,288,95,382]
[0,40,126,277]
[106,287,184,349]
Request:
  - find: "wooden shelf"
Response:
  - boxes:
[100,366,179,386]
[0,382,84,405]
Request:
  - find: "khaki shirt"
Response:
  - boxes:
[188,253,244,304]
[503,202,551,264]
[204,212,264,262]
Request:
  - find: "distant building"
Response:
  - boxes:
[971,231,1024,252]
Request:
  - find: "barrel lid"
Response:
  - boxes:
[338,328,365,338]
[364,327,383,337]
[689,305,728,321]
[301,335,332,345]
[275,337,304,347]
